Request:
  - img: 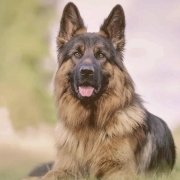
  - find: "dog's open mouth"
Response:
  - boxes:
[78,86,95,97]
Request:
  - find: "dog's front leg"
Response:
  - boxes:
[41,149,83,180]
[94,160,137,180]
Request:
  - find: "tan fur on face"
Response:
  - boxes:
[95,62,137,128]
[54,60,92,129]
[54,57,144,130]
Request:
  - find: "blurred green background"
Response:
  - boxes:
[0,0,55,129]
[0,0,56,179]
[0,0,179,180]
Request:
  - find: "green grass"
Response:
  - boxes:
[0,0,56,129]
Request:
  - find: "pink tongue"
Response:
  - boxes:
[79,86,94,97]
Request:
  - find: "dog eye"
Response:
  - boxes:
[73,52,82,58]
[96,52,105,59]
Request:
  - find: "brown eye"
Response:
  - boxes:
[73,52,82,58]
[96,52,105,59]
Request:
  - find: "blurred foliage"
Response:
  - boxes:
[0,0,56,129]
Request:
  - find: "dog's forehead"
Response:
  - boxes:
[70,33,111,48]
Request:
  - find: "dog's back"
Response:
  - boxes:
[137,112,175,173]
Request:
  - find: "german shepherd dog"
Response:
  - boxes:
[37,2,175,180]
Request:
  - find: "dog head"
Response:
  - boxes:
[55,2,130,104]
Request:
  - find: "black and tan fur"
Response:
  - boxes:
[35,2,175,180]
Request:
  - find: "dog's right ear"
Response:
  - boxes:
[57,2,86,48]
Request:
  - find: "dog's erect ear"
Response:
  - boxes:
[57,2,86,47]
[100,5,125,50]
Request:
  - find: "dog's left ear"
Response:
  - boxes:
[100,5,125,51]
[57,2,86,48]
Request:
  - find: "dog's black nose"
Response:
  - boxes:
[80,65,94,77]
